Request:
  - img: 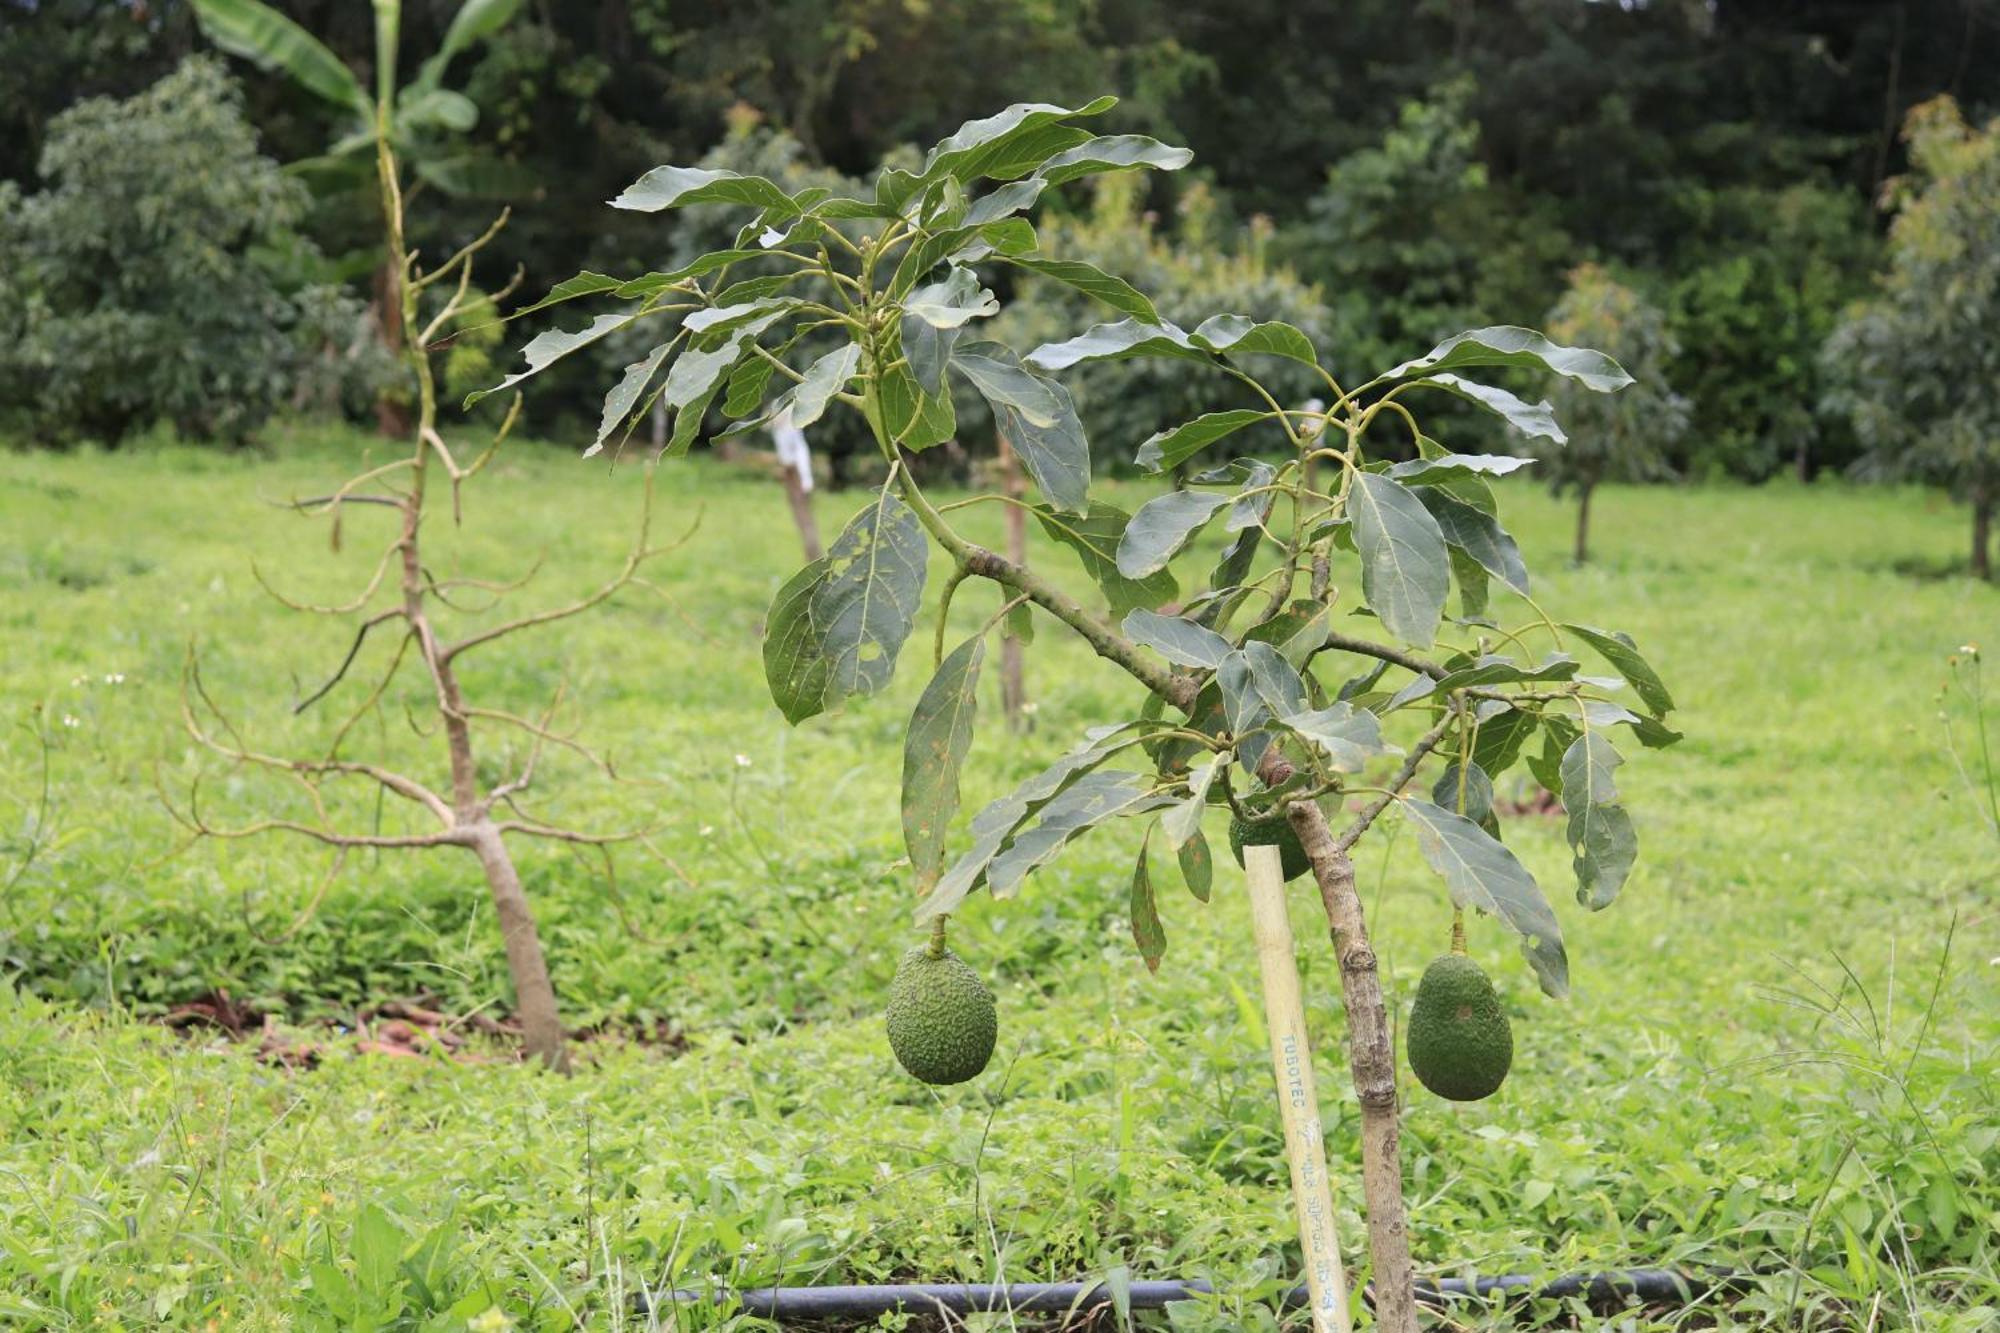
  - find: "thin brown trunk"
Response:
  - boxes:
[1974,486,1993,581]
[1288,805,1417,1333]
[783,463,823,562]
[469,824,571,1071]
[372,259,413,438]
[1573,482,1593,566]
[379,133,569,1072]
[997,432,1030,731]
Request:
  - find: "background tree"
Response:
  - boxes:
[1824,96,2000,580]
[0,56,366,446]
[1540,264,1690,563]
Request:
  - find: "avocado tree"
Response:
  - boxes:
[192,0,528,436]
[1540,263,1688,564]
[171,0,675,1073]
[492,99,1680,1328]
[1825,97,2000,581]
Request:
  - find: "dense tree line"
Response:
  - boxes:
[1,0,1995,486]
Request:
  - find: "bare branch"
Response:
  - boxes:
[252,536,400,617]
[495,818,655,846]
[324,626,415,760]
[442,474,698,662]
[413,207,511,298]
[293,607,407,715]
[1330,711,1458,854]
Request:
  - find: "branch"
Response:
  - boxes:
[1329,711,1458,854]
[494,817,655,846]
[292,607,407,715]
[252,537,400,617]
[441,474,697,662]
[1317,630,1447,682]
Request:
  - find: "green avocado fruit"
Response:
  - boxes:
[1228,810,1313,882]
[885,944,997,1085]
[1406,953,1513,1101]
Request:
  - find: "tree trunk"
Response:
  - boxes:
[1573,482,1594,566]
[997,432,1030,731]
[1795,436,1811,484]
[1288,805,1417,1333]
[372,259,413,439]
[1974,486,1993,581]
[782,461,823,561]
[468,824,571,1072]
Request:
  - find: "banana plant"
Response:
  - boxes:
[491,99,1681,1330]
[192,0,527,432]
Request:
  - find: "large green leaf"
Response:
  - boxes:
[877,356,957,449]
[1389,653,1578,709]
[1407,374,1567,444]
[1413,488,1530,595]
[1134,409,1269,472]
[1007,256,1160,321]
[193,0,370,117]
[987,770,1173,896]
[815,491,929,707]
[395,87,477,134]
[902,637,985,889]
[917,724,1139,919]
[1389,453,1538,483]
[1401,799,1569,998]
[1560,731,1636,910]
[876,97,1118,211]
[613,166,798,215]
[1032,503,1178,616]
[1123,609,1233,669]
[902,266,1000,329]
[1190,314,1320,367]
[1117,490,1233,579]
[1470,706,1539,778]
[1026,318,1207,371]
[1348,472,1449,648]
[1377,326,1633,393]
[771,343,860,432]
[954,345,1091,513]
[1036,134,1194,186]
[1564,624,1675,716]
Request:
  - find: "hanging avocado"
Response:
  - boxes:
[1406,953,1513,1101]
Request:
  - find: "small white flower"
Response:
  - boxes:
[734,753,752,768]
[62,714,80,729]
[104,672,125,685]
[699,824,715,837]
[70,674,88,688]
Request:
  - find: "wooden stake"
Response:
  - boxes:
[1243,843,1353,1333]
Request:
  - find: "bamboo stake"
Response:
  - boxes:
[1243,843,1353,1333]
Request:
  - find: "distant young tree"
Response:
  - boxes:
[1824,97,2000,581]
[0,57,363,446]
[1540,264,1688,564]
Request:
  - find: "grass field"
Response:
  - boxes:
[1,424,1996,1330]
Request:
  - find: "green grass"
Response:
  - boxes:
[0,424,1995,1330]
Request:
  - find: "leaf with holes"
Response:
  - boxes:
[1560,731,1637,910]
[813,491,928,708]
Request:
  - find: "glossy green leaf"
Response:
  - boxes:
[1389,453,1538,483]
[1027,318,1206,371]
[1401,799,1569,998]
[613,165,798,215]
[1162,754,1222,849]
[1008,256,1160,321]
[1432,759,1496,825]
[1190,314,1320,366]
[1378,325,1633,393]
[1134,409,1270,472]
[877,97,1117,210]
[415,0,523,90]
[902,266,999,329]
[593,340,674,456]
[1564,624,1676,716]
[956,346,1091,513]
[987,770,1174,896]
[1348,472,1449,647]
[1415,485,1530,596]
[1124,609,1233,669]
[902,636,985,888]
[1035,134,1193,186]
[763,559,835,725]
[1281,703,1395,772]
[1117,490,1233,578]
[1471,706,1539,778]
[1031,502,1178,616]
[877,358,957,450]
[1409,374,1567,443]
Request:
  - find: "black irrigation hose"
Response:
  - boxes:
[659,1266,1758,1321]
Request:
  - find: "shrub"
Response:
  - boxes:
[0,57,366,446]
